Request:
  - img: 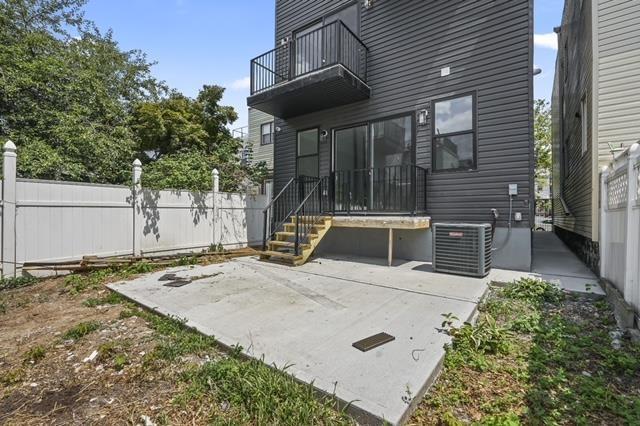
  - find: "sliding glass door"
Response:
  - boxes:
[334,125,368,211]
[332,115,414,212]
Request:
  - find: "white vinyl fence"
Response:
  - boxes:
[0,141,268,277]
[600,143,640,318]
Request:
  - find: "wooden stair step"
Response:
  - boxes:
[284,223,326,230]
[259,250,303,262]
[269,240,311,249]
[275,231,319,239]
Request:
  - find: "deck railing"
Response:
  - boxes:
[330,165,428,215]
[250,20,368,95]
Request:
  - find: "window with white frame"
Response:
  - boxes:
[261,122,273,145]
[581,97,588,156]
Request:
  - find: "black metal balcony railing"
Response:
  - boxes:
[330,165,428,214]
[251,20,368,95]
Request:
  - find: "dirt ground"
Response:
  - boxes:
[0,271,213,425]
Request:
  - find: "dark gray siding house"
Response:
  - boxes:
[248,0,534,271]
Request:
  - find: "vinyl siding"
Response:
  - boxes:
[272,0,533,227]
[596,0,640,166]
[552,0,594,239]
[248,108,274,170]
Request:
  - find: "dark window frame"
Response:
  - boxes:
[329,112,416,173]
[260,121,274,146]
[431,92,478,173]
[296,127,320,178]
[290,0,361,40]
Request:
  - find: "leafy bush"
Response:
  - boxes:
[502,278,564,304]
[449,315,513,356]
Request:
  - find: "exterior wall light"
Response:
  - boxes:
[417,109,429,126]
[364,0,373,9]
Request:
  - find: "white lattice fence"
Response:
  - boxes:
[600,143,640,319]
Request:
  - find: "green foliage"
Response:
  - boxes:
[0,0,163,183]
[134,86,262,192]
[178,356,352,425]
[83,291,123,307]
[0,275,38,292]
[63,320,100,340]
[414,278,640,425]
[449,315,512,356]
[534,99,552,185]
[23,345,46,364]
[64,270,110,294]
[1,0,263,191]
[501,277,564,304]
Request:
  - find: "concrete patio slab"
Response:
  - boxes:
[109,256,489,425]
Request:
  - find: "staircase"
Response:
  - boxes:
[260,216,332,266]
[260,176,332,266]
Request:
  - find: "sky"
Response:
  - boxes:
[84,0,563,130]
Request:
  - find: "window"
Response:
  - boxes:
[261,122,273,145]
[297,128,319,177]
[580,97,588,156]
[432,94,476,172]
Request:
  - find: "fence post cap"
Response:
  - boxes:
[132,158,142,167]
[629,143,640,157]
[212,168,219,176]
[3,140,16,152]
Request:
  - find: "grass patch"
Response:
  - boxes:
[23,345,46,364]
[177,353,352,425]
[0,276,38,292]
[63,320,101,341]
[412,278,640,424]
[0,368,26,386]
[83,291,123,307]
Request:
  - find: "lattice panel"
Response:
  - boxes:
[607,171,628,209]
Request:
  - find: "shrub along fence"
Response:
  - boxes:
[600,142,640,322]
[0,141,268,277]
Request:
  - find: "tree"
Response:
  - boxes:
[132,86,263,192]
[0,0,165,183]
[534,99,552,182]
[533,98,553,201]
[1,0,263,191]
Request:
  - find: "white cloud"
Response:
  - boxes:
[534,33,557,50]
[230,77,251,90]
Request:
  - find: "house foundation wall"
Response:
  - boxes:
[554,226,600,276]
[316,227,531,272]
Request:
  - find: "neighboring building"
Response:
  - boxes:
[247,108,275,172]
[248,0,534,270]
[551,0,640,273]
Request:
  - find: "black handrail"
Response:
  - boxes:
[262,178,296,251]
[250,20,368,95]
[292,176,329,256]
[262,176,322,251]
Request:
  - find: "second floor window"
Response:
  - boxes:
[261,122,273,145]
[432,94,476,172]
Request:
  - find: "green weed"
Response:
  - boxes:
[63,320,101,340]
[0,275,38,292]
[23,345,46,364]
[83,291,123,307]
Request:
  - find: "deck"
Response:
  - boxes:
[330,216,431,266]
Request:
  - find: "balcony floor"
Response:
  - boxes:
[247,64,370,119]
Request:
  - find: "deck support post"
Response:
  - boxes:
[388,228,393,267]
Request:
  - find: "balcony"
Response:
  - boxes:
[247,20,370,119]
